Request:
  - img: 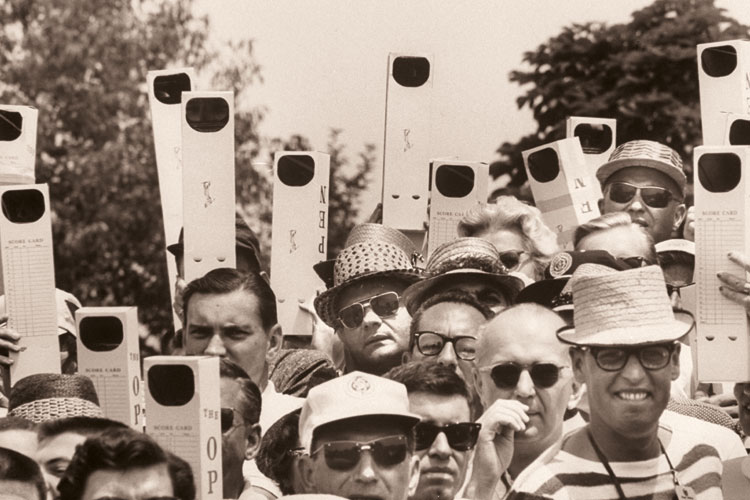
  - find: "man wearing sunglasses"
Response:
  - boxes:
[219,359,262,499]
[471,304,579,497]
[508,266,724,499]
[596,140,688,244]
[297,371,421,500]
[314,223,421,376]
[386,361,479,500]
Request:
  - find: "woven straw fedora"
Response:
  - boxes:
[595,140,686,196]
[556,265,693,346]
[8,373,103,423]
[314,223,421,327]
[402,237,524,315]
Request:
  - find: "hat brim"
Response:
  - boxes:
[596,158,687,196]
[556,315,694,347]
[403,270,525,315]
[166,242,182,257]
[314,270,422,328]
[305,413,421,453]
[516,278,569,307]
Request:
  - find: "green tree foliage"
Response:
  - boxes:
[492,0,750,193]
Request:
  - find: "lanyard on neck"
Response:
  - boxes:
[586,428,688,500]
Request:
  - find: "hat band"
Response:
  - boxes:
[10,397,103,423]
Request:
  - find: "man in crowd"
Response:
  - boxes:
[405,290,492,416]
[0,447,46,500]
[182,267,302,433]
[313,223,421,375]
[386,361,479,500]
[508,266,724,498]
[297,371,420,499]
[36,417,127,500]
[596,139,688,244]
[471,303,580,497]
[574,212,658,265]
[219,359,263,499]
[58,427,195,500]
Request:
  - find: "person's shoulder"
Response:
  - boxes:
[508,436,576,497]
[661,410,745,460]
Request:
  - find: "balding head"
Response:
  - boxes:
[473,304,574,448]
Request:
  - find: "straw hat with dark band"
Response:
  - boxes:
[596,140,687,196]
[402,237,524,315]
[313,224,422,328]
[8,374,103,423]
[556,265,693,346]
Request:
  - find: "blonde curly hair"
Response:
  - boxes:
[457,196,560,280]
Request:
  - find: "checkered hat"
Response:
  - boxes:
[596,140,686,196]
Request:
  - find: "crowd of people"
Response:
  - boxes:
[0,137,748,500]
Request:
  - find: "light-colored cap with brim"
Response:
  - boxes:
[596,140,687,197]
[556,265,693,346]
[655,239,695,256]
[298,371,421,453]
[314,224,422,328]
[403,237,524,315]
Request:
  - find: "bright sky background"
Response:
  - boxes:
[194,0,750,214]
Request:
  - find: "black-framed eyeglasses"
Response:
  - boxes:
[606,181,676,209]
[414,422,481,452]
[583,342,677,372]
[337,291,400,329]
[221,407,246,433]
[621,256,650,268]
[414,331,477,361]
[288,447,306,458]
[498,250,529,272]
[311,435,408,471]
[478,362,568,389]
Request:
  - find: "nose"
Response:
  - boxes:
[204,333,227,357]
[620,352,647,382]
[515,369,536,399]
[670,289,682,311]
[627,191,645,212]
[353,451,378,483]
[429,431,452,459]
[361,307,383,330]
[436,342,458,369]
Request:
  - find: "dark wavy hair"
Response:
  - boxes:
[0,446,46,500]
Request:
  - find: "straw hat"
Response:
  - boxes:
[596,140,686,196]
[313,224,421,328]
[556,265,693,346]
[402,237,524,315]
[8,373,103,423]
[517,250,634,311]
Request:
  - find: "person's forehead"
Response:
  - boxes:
[37,431,87,461]
[187,289,262,323]
[606,166,679,193]
[315,417,409,444]
[82,464,173,498]
[417,301,485,332]
[408,392,470,423]
[478,310,566,364]
[336,277,409,308]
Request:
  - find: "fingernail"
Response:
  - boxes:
[19,346,26,352]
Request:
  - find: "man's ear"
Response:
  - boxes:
[298,454,317,494]
[597,197,605,213]
[244,423,262,461]
[407,454,421,498]
[570,347,587,385]
[670,342,681,382]
[567,380,586,411]
[266,324,283,358]
[402,350,412,365]
[672,203,687,231]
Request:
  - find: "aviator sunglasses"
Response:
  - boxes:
[221,407,246,433]
[311,435,408,471]
[415,422,481,451]
[606,181,676,209]
[337,291,400,329]
[478,362,567,389]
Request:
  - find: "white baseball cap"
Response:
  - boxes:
[298,371,420,452]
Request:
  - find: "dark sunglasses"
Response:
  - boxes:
[414,331,477,361]
[607,181,675,209]
[221,407,245,433]
[415,422,481,452]
[478,362,567,389]
[337,291,400,329]
[498,250,528,272]
[621,256,650,268]
[584,342,677,372]
[311,435,408,471]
